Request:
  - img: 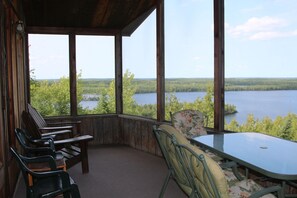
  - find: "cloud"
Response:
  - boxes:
[226,16,296,40]
[249,30,297,40]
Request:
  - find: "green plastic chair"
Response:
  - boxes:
[10,147,80,198]
[14,128,63,159]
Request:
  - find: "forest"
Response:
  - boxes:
[77,77,297,95]
[30,71,297,141]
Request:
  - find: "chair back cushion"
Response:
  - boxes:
[171,109,207,138]
[178,143,230,198]
[155,124,193,195]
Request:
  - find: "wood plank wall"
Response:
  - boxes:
[47,114,164,157]
[0,0,28,197]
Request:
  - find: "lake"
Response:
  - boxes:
[81,90,297,124]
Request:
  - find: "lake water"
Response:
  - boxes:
[81,90,297,124]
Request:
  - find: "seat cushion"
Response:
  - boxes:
[229,179,277,198]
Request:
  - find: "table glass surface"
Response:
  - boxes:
[192,132,297,180]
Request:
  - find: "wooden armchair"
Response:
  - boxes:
[28,103,81,137]
[10,147,81,198]
[21,111,93,173]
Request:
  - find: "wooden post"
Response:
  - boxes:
[115,33,123,114]
[214,0,225,132]
[156,0,165,121]
[69,33,77,116]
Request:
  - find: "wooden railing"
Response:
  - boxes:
[46,114,165,156]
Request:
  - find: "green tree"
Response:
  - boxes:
[31,77,70,116]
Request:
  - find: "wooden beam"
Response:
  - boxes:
[156,0,165,122]
[26,26,121,36]
[69,33,77,116]
[122,6,156,36]
[213,0,225,132]
[115,33,123,114]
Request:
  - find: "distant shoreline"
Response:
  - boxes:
[36,77,297,94]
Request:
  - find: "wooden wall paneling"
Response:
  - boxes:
[0,1,8,197]
[133,120,142,150]
[15,27,26,126]
[78,117,95,145]
[47,115,163,156]
[112,116,121,144]
[6,7,15,146]
[128,119,136,148]
[148,122,161,156]
[103,117,114,144]
[93,117,104,145]
[140,121,149,152]
[121,116,130,145]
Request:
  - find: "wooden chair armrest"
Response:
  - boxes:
[41,130,72,136]
[50,135,93,145]
[47,120,81,126]
[39,126,73,131]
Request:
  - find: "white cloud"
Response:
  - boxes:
[226,16,297,40]
[228,16,285,36]
[249,30,297,40]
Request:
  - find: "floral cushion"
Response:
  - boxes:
[171,109,207,138]
[229,179,277,198]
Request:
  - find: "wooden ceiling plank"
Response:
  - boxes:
[91,0,110,27]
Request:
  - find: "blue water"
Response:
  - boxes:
[81,90,297,124]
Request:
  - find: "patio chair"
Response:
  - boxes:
[21,111,94,173]
[153,124,198,198]
[28,103,81,138]
[22,110,73,140]
[10,147,81,198]
[170,109,208,139]
[174,141,282,198]
[15,128,63,159]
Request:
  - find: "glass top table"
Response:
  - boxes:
[191,132,297,180]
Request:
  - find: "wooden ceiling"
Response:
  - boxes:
[22,0,158,35]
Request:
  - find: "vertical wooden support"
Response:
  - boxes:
[156,0,165,121]
[115,33,123,114]
[24,33,29,106]
[213,0,225,132]
[69,33,77,116]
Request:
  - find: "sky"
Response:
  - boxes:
[28,0,297,79]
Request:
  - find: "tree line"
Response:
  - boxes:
[77,77,297,95]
